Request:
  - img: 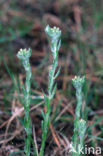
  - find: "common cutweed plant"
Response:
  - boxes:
[72,76,86,156]
[16,26,61,156]
[16,27,87,156]
[17,48,32,156]
[39,25,61,156]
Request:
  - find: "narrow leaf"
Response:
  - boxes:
[50,83,57,100]
[54,67,61,79]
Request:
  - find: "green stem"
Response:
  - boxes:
[78,119,86,156]
[39,58,57,156]
[72,76,85,156]
[72,89,82,156]
[48,57,58,96]
[39,25,61,156]
[39,110,50,156]
[24,61,32,156]
[17,49,33,156]
[40,49,58,156]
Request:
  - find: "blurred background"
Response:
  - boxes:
[0,0,103,155]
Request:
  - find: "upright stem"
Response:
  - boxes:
[17,49,32,156]
[39,25,61,156]
[72,76,85,156]
[39,107,50,156]
[72,88,82,156]
[39,57,57,156]
[78,119,86,156]
[24,61,32,156]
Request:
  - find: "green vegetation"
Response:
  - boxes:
[17,48,32,156]
[0,1,103,156]
[40,25,61,156]
[72,76,86,156]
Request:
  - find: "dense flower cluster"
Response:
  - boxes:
[72,76,85,90]
[17,48,32,60]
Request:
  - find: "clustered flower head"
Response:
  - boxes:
[45,25,61,40]
[45,25,61,59]
[17,48,32,60]
[72,76,85,90]
[17,48,32,71]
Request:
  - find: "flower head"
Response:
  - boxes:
[45,25,61,59]
[72,76,85,90]
[45,25,61,40]
[17,48,32,60]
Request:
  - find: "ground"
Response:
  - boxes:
[0,0,103,156]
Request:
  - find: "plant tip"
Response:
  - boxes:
[17,48,32,60]
[72,76,85,89]
[45,25,61,40]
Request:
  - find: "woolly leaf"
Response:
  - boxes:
[54,67,61,79]
[50,83,57,100]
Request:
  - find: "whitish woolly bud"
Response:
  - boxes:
[17,48,32,60]
[72,76,85,90]
[45,25,61,40]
